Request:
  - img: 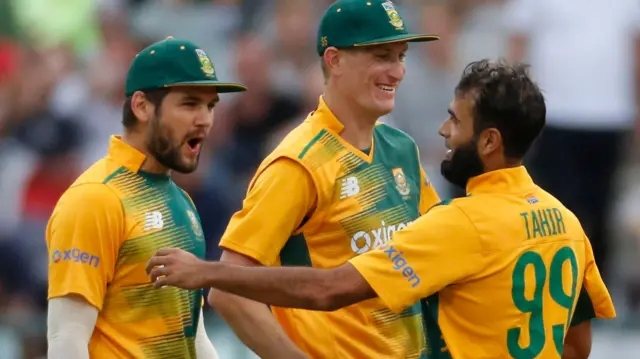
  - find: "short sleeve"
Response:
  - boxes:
[572,235,616,324]
[503,0,539,34]
[46,183,124,310]
[349,203,483,313]
[418,165,441,215]
[219,158,316,266]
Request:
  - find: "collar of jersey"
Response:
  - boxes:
[310,96,377,163]
[312,96,345,133]
[107,135,146,173]
[466,166,535,195]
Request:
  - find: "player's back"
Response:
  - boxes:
[423,167,614,359]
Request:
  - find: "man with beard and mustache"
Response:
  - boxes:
[46,37,246,359]
[146,59,617,359]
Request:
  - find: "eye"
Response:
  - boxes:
[183,101,197,107]
[207,103,216,111]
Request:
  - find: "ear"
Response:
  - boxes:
[478,128,502,156]
[323,47,343,77]
[131,91,152,125]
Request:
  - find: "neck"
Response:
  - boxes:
[483,154,523,173]
[323,86,378,150]
[122,130,170,174]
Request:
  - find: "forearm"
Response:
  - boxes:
[47,296,98,359]
[210,290,308,359]
[204,262,336,311]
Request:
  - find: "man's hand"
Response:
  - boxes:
[146,248,209,290]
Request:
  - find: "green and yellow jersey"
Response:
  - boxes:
[220,96,441,359]
[351,166,616,359]
[47,136,206,359]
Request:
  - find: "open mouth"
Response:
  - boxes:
[185,136,204,153]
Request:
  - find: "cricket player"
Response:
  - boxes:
[46,37,247,359]
[202,1,439,358]
[147,60,617,359]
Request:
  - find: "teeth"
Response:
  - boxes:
[377,85,395,92]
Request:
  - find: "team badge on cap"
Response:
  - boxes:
[195,49,215,78]
[381,1,404,30]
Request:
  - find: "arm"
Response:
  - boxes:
[562,321,591,359]
[195,308,219,359]
[559,235,617,359]
[149,203,483,313]
[208,158,316,359]
[47,296,98,359]
[46,183,123,352]
[208,251,309,358]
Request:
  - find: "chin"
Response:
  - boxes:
[172,159,199,174]
[369,99,395,117]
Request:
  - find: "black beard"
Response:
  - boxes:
[440,140,484,190]
[146,116,199,174]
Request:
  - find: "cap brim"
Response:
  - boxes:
[165,80,248,93]
[354,34,439,47]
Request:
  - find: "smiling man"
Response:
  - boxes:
[46,37,246,359]
[199,1,441,358]
[148,60,616,359]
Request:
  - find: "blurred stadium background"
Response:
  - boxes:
[0,0,639,358]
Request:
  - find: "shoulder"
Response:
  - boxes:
[267,118,328,161]
[54,182,122,220]
[421,197,477,231]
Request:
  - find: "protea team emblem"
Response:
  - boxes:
[393,168,410,197]
[187,210,203,238]
[381,1,404,30]
[195,49,215,78]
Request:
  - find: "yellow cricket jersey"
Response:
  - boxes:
[219,96,441,359]
[350,166,616,359]
[46,136,206,359]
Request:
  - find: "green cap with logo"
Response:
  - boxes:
[125,37,247,97]
[317,0,439,56]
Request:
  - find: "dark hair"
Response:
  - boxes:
[455,59,546,159]
[122,88,170,129]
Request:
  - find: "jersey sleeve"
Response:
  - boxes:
[46,183,124,310]
[571,235,616,325]
[218,157,316,266]
[418,165,441,215]
[349,203,483,313]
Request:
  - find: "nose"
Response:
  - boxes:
[438,119,448,138]
[195,107,214,128]
[389,60,405,82]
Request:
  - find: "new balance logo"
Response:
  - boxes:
[340,176,360,199]
[144,211,164,231]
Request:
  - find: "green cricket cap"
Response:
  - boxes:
[125,37,247,97]
[317,0,439,56]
